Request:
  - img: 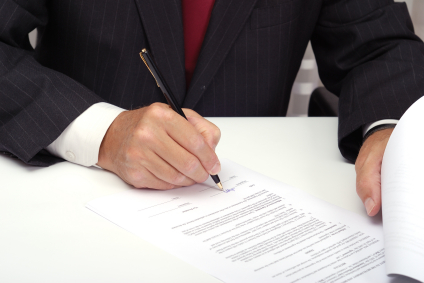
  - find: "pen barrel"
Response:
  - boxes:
[211,175,221,184]
[141,50,187,119]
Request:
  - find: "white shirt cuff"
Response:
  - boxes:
[362,119,399,137]
[46,102,126,167]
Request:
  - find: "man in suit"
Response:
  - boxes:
[0,0,423,217]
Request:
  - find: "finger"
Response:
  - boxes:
[163,113,221,176]
[123,166,176,190]
[140,150,196,187]
[145,130,211,184]
[183,109,221,150]
[140,104,220,177]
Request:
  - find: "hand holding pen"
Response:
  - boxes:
[140,48,223,190]
[96,60,222,190]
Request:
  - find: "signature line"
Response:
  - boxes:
[138,199,177,211]
[148,207,181,218]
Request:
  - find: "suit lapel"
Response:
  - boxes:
[134,0,186,104]
[183,0,258,109]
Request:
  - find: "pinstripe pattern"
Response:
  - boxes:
[0,0,423,165]
[312,0,424,159]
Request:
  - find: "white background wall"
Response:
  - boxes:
[28,1,423,116]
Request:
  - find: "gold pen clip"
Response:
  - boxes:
[139,49,160,88]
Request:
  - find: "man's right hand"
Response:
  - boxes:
[97,103,221,190]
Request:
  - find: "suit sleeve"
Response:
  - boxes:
[311,0,424,162]
[0,0,104,166]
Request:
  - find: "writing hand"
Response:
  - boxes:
[97,103,221,190]
[355,128,394,216]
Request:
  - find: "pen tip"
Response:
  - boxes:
[217,182,223,190]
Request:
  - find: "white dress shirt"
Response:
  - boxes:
[362,120,398,137]
[46,102,125,167]
[46,102,398,167]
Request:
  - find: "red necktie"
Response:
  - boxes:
[182,0,216,88]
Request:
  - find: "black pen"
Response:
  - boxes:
[139,48,223,190]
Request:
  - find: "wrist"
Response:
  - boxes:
[359,128,394,164]
[363,124,396,144]
[97,111,129,170]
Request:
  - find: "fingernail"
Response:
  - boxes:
[210,162,221,175]
[365,198,375,215]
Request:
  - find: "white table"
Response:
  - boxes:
[0,118,365,283]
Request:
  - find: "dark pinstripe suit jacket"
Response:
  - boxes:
[0,0,423,166]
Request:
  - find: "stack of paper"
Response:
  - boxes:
[88,160,393,283]
[382,97,424,282]
[87,97,424,282]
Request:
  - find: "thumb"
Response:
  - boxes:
[355,128,393,216]
[356,160,382,216]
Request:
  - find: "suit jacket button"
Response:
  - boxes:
[66,151,76,162]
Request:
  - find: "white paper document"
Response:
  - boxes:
[382,96,424,282]
[86,159,398,283]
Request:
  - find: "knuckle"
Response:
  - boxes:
[124,147,139,162]
[199,173,209,183]
[190,135,206,151]
[206,157,219,171]
[147,103,171,120]
[185,179,196,187]
[355,183,362,195]
[132,183,146,189]
[135,128,155,144]
[127,169,144,184]
[150,102,163,108]
[158,183,175,190]
[356,175,372,195]
[354,158,364,172]
[183,157,200,173]
[146,104,163,117]
[170,172,186,185]
[212,126,221,142]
